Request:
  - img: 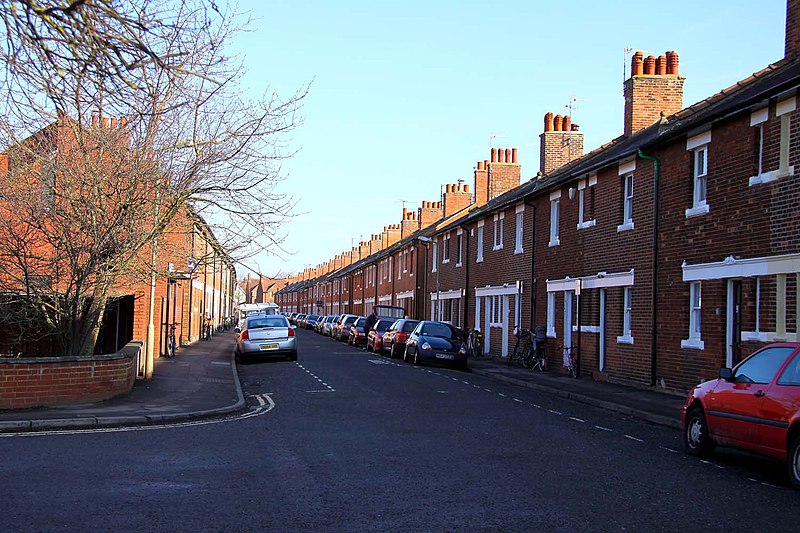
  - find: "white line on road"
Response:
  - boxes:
[513,398,523,403]
[624,435,644,443]
[569,417,586,423]
[548,409,563,415]
[595,425,613,432]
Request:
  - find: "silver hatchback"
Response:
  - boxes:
[235,314,297,362]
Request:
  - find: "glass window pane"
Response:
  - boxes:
[735,347,795,384]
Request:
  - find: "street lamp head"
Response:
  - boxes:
[416,235,433,244]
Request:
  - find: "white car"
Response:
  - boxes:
[235,314,297,363]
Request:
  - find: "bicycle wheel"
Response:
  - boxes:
[568,353,578,378]
[522,344,534,369]
[510,341,521,366]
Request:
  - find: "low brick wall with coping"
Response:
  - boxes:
[0,341,142,410]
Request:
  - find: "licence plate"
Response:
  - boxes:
[260,344,279,350]
[435,353,455,360]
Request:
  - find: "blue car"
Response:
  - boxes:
[403,320,467,371]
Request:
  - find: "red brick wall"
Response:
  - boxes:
[787,0,800,58]
[624,75,684,135]
[0,343,140,409]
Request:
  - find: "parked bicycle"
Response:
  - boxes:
[510,326,533,368]
[465,328,484,359]
[529,325,548,372]
[167,323,179,358]
[554,343,579,378]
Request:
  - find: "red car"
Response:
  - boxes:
[682,342,800,489]
[380,319,419,358]
[366,319,395,353]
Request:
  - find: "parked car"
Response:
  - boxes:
[322,315,337,336]
[682,342,800,489]
[381,318,420,358]
[347,317,368,347]
[366,319,394,353]
[304,314,321,330]
[234,314,297,363]
[404,320,467,370]
[333,314,358,341]
[294,313,307,327]
[313,315,328,334]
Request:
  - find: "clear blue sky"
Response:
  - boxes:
[231,0,787,278]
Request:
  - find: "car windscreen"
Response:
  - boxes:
[355,318,366,327]
[402,320,419,332]
[248,317,288,329]
[420,322,457,339]
[344,316,357,325]
[375,320,392,332]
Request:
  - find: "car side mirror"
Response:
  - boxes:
[719,367,734,381]
[234,327,241,333]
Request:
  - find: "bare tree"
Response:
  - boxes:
[0,0,306,356]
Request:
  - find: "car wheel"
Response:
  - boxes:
[287,351,298,362]
[684,407,714,457]
[403,347,409,363]
[789,435,800,490]
[390,343,396,359]
[413,350,420,366]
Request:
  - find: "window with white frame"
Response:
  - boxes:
[489,295,504,326]
[388,256,392,280]
[750,97,796,185]
[432,240,438,272]
[577,175,597,229]
[456,230,463,266]
[686,130,711,217]
[549,191,560,247]
[477,220,484,262]
[546,292,556,337]
[442,232,450,263]
[409,249,414,274]
[493,212,504,250]
[617,287,634,344]
[401,250,407,275]
[514,204,524,254]
[681,281,704,349]
[619,173,634,230]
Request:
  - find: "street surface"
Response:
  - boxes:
[2,328,799,532]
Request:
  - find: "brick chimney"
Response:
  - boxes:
[473,160,489,206]
[369,233,382,254]
[400,207,419,239]
[487,147,521,200]
[788,0,800,58]
[539,112,584,175]
[443,182,472,217]
[624,50,684,136]
[418,200,442,230]
[382,224,401,248]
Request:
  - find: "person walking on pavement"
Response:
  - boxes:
[363,307,378,350]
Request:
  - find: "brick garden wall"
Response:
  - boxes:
[0,341,142,410]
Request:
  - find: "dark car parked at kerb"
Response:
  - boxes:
[404,320,467,371]
[366,318,394,353]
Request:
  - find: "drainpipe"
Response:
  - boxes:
[638,148,661,388]
[524,200,537,331]
[460,224,470,329]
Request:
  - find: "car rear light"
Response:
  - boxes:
[288,328,295,337]
[397,332,408,341]
[240,330,250,340]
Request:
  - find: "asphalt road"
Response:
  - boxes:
[2,328,799,532]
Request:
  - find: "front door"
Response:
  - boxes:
[727,280,743,367]
[563,291,573,366]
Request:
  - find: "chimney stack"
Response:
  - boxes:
[443,182,472,217]
[418,200,442,230]
[400,208,419,239]
[624,50,684,135]
[539,111,584,175]
[787,0,800,59]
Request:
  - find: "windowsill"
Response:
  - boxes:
[547,328,556,338]
[442,259,450,264]
[681,338,705,350]
[492,245,503,251]
[617,221,634,233]
[749,166,794,186]
[577,219,597,230]
[548,238,560,248]
[476,258,484,263]
[685,203,709,218]
[617,335,634,345]
[514,248,524,255]
[455,262,462,268]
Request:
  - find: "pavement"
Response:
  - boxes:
[0,330,686,433]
